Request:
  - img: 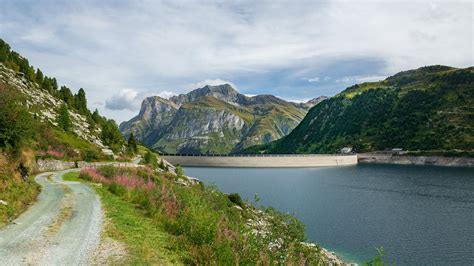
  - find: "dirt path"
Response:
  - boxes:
[0,169,103,265]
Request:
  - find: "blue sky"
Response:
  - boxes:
[1,0,472,122]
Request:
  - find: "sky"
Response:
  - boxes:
[1,0,472,123]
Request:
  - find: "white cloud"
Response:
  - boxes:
[105,89,140,111]
[276,96,313,103]
[336,75,388,84]
[185,79,236,90]
[0,0,471,122]
[306,77,320,83]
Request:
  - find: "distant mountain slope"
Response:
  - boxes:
[120,84,313,154]
[244,65,474,154]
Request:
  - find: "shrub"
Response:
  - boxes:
[0,84,34,155]
[83,149,99,162]
[159,159,165,170]
[142,151,158,168]
[227,193,244,208]
[175,164,184,177]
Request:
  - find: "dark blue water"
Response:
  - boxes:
[184,164,474,265]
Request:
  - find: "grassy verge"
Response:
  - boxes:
[64,171,183,264]
[0,173,40,227]
[62,171,82,181]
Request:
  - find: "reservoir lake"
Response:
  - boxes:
[184,164,474,265]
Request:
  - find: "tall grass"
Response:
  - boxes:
[0,154,40,225]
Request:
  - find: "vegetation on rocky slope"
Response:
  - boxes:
[0,38,124,153]
[245,65,474,155]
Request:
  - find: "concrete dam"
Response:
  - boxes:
[162,154,358,168]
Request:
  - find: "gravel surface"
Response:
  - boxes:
[0,169,103,265]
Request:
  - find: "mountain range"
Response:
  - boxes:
[119,84,321,154]
[244,65,474,154]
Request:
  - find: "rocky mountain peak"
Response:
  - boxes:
[306,96,329,107]
[139,96,179,118]
[170,84,244,106]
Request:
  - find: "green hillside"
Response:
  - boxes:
[245,65,474,155]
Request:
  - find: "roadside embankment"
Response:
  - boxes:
[163,154,357,167]
[358,154,474,167]
[35,159,145,172]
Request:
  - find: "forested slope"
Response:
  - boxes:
[245,65,474,154]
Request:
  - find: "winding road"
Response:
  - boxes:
[0,169,103,265]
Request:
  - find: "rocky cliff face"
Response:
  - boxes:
[169,84,245,106]
[119,96,178,145]
[155,107,248,154]
[120,84,317,154]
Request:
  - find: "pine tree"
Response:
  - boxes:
[74,88,87,114]
[51,78,58,91]
[41,77,52,92]
[59,86,74,106]
[127,133,138,153]
[35,69,44,84]
[101,119,123,151]
[57,104,72,132]
[92,109,101,123]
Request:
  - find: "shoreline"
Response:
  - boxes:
[358,154,473,167]
[320,246,357,266]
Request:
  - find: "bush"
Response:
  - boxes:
[175,164,184,177]
[0,84,34,155]
[159,159,165,170]
[83,149,99,162]
[227,193,244,208]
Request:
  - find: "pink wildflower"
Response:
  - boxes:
[80,167,111,184]
[146,177,155,191]
[47,149,65,158]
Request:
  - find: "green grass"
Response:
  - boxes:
[53,129,98,151]
[64,171,183,264]
[62,171,81,181]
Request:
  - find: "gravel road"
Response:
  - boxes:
[0,169,103,265]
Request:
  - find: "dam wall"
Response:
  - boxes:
[162,154,358,168]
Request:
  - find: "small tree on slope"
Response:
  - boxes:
[57,104,72,132]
